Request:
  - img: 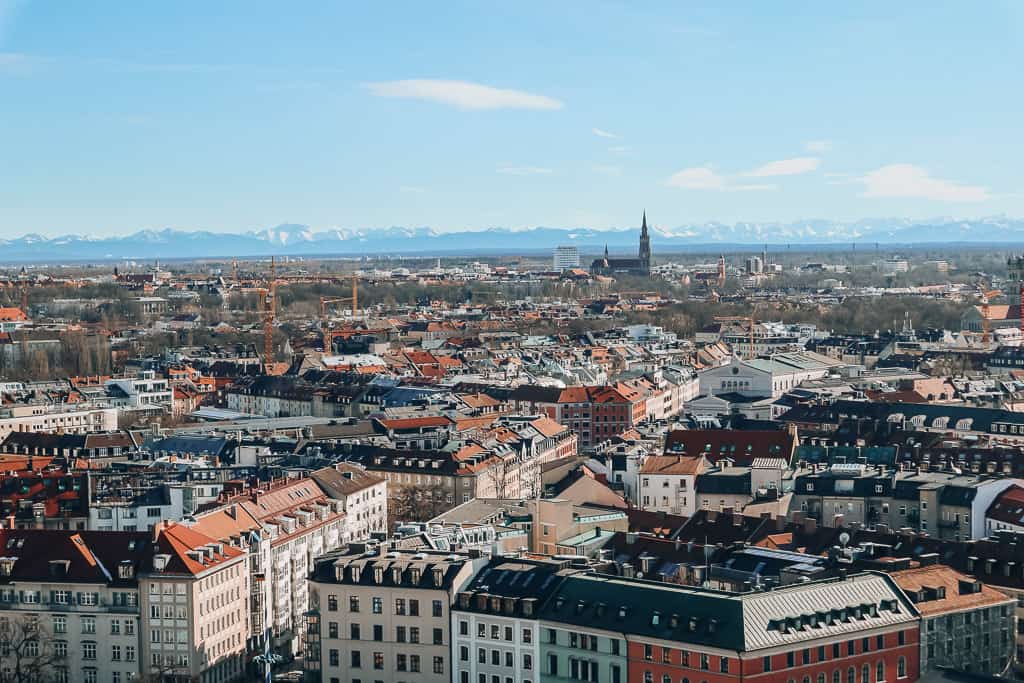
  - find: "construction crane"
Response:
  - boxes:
[979,289,1002,344]
[256,257,282,366]
[319,275,359,352]
[714,315,757,359]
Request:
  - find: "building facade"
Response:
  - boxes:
[307,545,485,683]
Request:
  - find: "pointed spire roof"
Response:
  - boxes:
[641,210,648,234]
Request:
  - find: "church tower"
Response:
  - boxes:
[638,210,651,273]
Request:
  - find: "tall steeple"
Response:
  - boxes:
[638,210,651,272]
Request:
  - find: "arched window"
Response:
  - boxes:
[897,657,906,679]
[847,667,856,683]
[862,664,870,683]
[876,661,885,683]
[803,676,811,683]
[818,673,826,683]
[834,670,841,683]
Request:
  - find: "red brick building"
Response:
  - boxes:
[539,571,921,683]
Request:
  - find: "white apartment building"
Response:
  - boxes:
[89,485,188,532]
[105,371,173,410]
[0,529,146,683]
[310,462,388,543]
[0,404,117,439]
[552,246,580,271]
[451,558,570,683]
[638,455,706,517]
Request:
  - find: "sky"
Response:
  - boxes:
[0,1,1022,237]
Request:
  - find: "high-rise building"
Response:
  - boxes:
[552,246,580,271]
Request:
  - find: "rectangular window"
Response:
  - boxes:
[763,656,772,672]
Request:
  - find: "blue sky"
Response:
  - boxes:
[0,1,1021,236]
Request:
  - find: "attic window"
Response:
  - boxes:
[651,611,660,626]
[618,606,627,620]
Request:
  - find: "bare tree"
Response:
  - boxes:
[390,484,452,524]
[0,615,67,683]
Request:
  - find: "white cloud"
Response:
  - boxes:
[859,164,990,202]
[399,185,426,194]
[805,140,832,153]
[666,167,773,191]
[666,167,726,190]
[592,127,618,139]
[744,157,820,177]
[496,166,553,176]
[608,145,631,153]
[365,79,563,111]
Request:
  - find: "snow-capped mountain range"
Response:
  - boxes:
[1,217,1022,262]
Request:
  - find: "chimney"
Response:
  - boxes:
[803,517,817,534]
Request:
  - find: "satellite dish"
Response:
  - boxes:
[839,532,851,547]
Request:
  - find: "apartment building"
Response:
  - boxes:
[791,466,1023,539]
[307,545,485,683]
[539,571,921,683]
[639,455,705,517]
[451,558,575,683]
[105,371,173,410]
[310,462,389,543]
[0,404,117,439]
[0,529,147,683]
[142,521,249,683]
[891,564,1015,675]
[189,476,347,659]
[509,385,647,449]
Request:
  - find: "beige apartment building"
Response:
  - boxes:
[142,521,250,683]
[307,545,486,683]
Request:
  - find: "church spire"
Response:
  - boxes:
[638,210,651,272]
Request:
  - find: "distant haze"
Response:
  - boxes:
[3,217,1024,262]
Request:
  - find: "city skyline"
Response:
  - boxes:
[1,1,1022,237]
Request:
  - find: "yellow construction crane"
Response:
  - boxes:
[319,275,359,352]
[715,315,757,359]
